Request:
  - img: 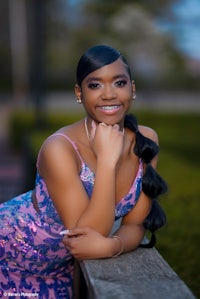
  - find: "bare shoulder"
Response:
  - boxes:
[37,129,80,177]
[138,125,159,144]
[40,133,76,158]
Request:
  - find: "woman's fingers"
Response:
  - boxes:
[62,226,89,238]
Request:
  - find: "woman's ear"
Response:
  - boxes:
[132,80,136,93]
[132,80,136,100]
[74,84,82,104]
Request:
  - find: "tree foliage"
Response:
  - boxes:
[0,0,199,92]
[84,0,180,18]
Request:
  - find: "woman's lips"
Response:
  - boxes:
[97,105,122,114]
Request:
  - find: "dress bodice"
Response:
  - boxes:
[35,133,143,225]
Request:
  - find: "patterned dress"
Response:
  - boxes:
[0,134,143,299]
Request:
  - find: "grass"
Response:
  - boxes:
[135,111,200,298]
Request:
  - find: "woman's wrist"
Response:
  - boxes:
[110,235,124,257]
[96,156,117,170]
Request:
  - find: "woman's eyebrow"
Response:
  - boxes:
[85,74,129,83]
[85,77,101,83]
[113,74,129,80]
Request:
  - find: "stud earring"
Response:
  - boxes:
[76,97,82,104]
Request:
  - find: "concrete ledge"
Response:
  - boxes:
[76,246,196,299]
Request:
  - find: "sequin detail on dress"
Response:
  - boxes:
[0,134,143,298]
[0,186,74,298]
[115,160,143,219]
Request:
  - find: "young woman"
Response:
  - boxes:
[0,45,167,298]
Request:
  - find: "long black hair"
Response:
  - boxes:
[124,114,168,247]
[77,45,167,247]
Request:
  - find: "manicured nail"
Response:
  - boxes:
[100,122,107,127]
[60,230,70,235]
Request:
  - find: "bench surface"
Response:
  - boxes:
[79,246,196,299]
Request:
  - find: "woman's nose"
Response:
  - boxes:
[102,85,116,100]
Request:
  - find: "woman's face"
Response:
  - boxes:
[75,58,135,127]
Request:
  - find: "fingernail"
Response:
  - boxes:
[60,230,70,235]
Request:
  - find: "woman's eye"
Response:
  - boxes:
[88,83,100,89]
[115,80,127,87]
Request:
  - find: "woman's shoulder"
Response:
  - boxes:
[138,125,159,144]
[42,119,84,149]
[37,120,84,171]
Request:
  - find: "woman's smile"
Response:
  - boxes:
[97,104,123,115]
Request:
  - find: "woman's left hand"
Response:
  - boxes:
[62,227,112,260]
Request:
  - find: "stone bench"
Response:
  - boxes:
[73,220,196,299]
[75,246,196,299]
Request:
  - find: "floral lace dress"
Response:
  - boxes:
[0,133,143,299]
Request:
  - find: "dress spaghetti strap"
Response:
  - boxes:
[36,133,84,167]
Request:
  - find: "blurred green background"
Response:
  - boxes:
[0,0,199,297]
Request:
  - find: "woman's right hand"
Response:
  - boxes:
[62,226,115,260]
[90,121,124,167]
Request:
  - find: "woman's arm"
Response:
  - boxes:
[63,126,159,259]
[63,191,152,259]
[38,123,123,236]
[109,126,159,253]
[110,191,152,254]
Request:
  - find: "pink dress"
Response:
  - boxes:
[0,134,143,299]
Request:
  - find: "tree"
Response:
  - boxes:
[68,0,189,89]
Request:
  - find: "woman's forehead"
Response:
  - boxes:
[84,58,130,81]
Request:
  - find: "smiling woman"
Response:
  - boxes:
[75,46,134,127]
[0,45,167,298]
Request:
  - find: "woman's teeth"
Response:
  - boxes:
[101,105,119,110]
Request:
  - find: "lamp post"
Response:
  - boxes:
[29,0,47,128]
[9,0,29,104]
